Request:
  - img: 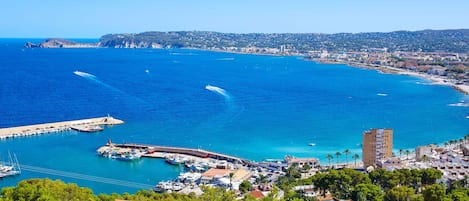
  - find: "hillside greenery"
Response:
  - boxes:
[98,29,469,53]
[1,168,468,201]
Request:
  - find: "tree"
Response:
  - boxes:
[385,186,415,201]
[302,163,311,173]
[0,178,97,201]
[343,149,351,165]
[200,186,236,201]
[422,155,429,162]
[405,150,411,159]
[256,174,268,185]
[352,153,360,167]
[352,183,384,201]
[239,180,251,193]
[399,149,403,159]
[422,184,446,201]
[448,189,469,201]
[421,168,443,185]
[335,152,342,164]
[326,154,333,167]
[229,172,234,190]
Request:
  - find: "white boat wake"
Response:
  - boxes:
[448,103,469,107]
[73,70,96,78]
[73,70,149,105]
[205,85,230,99]
[377,93,388,97]
[198,84,243,130]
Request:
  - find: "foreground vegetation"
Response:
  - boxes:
[278,167,469,201]
[1,168,468,201]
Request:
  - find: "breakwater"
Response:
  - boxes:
[0,116,124,139]
[99,143,251,165]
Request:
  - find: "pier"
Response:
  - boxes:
[0,116,124,139]
[99,143,252,165]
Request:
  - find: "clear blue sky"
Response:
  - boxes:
[2,0,469,38]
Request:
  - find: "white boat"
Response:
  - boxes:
[165,155,187,165]
[0,152,21,178]
[154,181,186,193]
[308,143,316,146]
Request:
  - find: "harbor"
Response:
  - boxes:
[97,141,250,165]
[0,116,123,140]
[96,141,310,194]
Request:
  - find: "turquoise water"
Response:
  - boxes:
[0,39,468,194]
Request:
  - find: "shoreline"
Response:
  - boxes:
[311,59,469,96]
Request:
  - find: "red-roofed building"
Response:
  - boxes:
[250,190,265,199]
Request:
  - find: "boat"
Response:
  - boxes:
[70,125,103,132]
[0,152,21,178]
[153,181,186,193]
[165,155,187,165]
[185,162,208,172]
[308,143,316,146]
[115,150,142,161]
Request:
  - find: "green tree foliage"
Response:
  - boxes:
[421,168,443,185]
[422,184,446,201]
[0,168,461,201]
[385,186,414,201]
[448,190,469,201]
[352,183,384,201]
[239,180,252,193]
[0,178,96,201]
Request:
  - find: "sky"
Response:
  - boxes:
[1,0,469,38]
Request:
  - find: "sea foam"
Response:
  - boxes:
[205,85,230,99]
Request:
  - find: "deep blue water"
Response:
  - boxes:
[0,39,468,194]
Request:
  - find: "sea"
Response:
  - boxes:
[0,39,468,194]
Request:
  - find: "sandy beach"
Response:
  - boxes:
[394,70,469,95]
[316,59,469,96]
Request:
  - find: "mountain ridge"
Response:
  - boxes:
[25,29,469,53]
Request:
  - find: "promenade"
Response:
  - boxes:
[0,116,124,139]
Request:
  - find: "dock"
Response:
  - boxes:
[98,143,252,165]
[0,116,124,140]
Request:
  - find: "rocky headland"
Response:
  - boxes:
[25,38,98,48]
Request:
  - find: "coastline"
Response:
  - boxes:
[312,59,469,96]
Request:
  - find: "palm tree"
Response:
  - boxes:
[326,154,333,167]
[444,142,449,147]
[405,150,411,159]
[343,149,351,165]
[352,153,360,167]
[255,174,267,185]
[399,149,403,159]
[335,152,341,164]
[422,155,429,162]
[229,172,234,190]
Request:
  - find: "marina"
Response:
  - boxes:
[97,142,250,165]
[0,152,21,179]
[0,116,123,140]
[96,141,302,193]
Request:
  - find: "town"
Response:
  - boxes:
[92,128,469,200]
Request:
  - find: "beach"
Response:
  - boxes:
[314,59,469,96]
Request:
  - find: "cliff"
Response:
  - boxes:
[25,38,99,48]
